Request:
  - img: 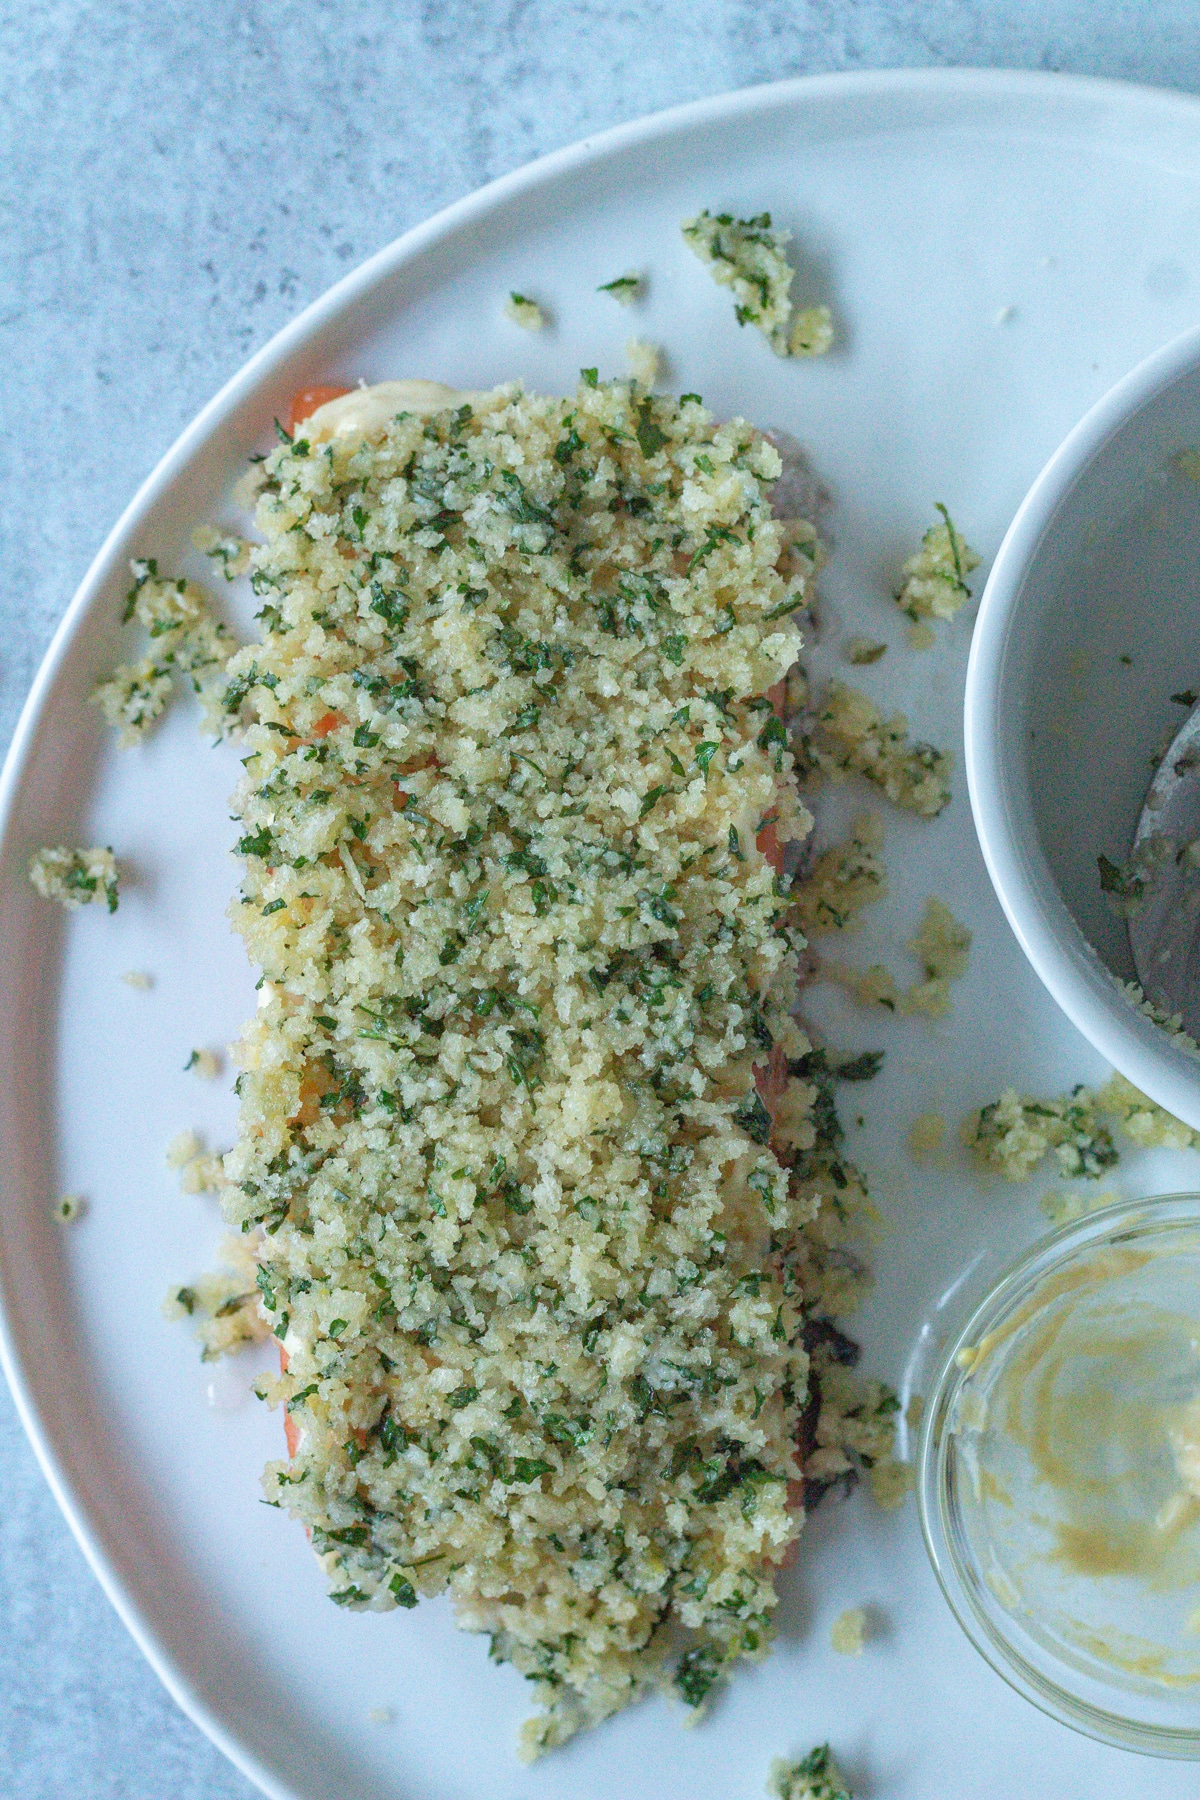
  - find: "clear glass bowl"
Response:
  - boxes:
[917,1194,1200,1757]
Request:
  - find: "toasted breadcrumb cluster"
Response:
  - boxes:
[28,844,120,913]
[894,504,980,638]
[827,897,971,1020]
[162,1233,273,1361]
[90,559,236,746]
[681,211,833,360]
[768,1744,853,1800]
[966,1070,1200,1183]
[793,679,953,818]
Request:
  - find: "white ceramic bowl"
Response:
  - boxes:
[966,322,1200,1132]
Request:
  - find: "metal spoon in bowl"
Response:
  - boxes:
[1128,700,1200,1041]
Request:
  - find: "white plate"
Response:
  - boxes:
[6,66,1200,1800]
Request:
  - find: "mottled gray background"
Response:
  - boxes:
[3,2,1200,1794]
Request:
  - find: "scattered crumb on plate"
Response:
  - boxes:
[830,1607,867,1656]
[768,1744,853,1800]
[162,1234,271,1361]
[55,1193,86,1224]
[680,209,833,358]
[597,272,642,305]
[166,1128,202,1169]
[795,679,953,817]
[91,559,236,746]
[120,969,154,990]
[895,506,980,634]
[28,845,120,913]
[192,525,252,580]
[1040,1187,1121,1225]
[504,292,547,331]
[965,1070,1197,1184]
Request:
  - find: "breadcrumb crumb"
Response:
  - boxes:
[55,1193,86,1223]
[681,209,832,359]
[162,1234,271,1361]
[827,897,970,1019]
[795,680,952,817]
[184,1047,221,1080]
[844,637,887,666]
[165,1128,202,1170]
[90,559,237,745]
[504,293,547,331]
[788,306,835,358]
[597,272,642,305]
[968,1072,1200,1183]
[1040,1187,1121,1225]
[192,525,253,580]
[28,845,119,914]
[830,1606,866,1655]
[1113,977,1200,1057]
[895,506,980,631]
[120,970,154,990]
[792,814,885,935]
[966,1086,1116,1181]
[1097,1071,1200,1151]
[768,1745,853,1800]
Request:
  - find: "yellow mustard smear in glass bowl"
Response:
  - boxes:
[919,1197,1200,1754]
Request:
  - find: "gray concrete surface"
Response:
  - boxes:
[4,2,1200,1794]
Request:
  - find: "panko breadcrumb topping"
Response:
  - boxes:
[163,1234,272,1361]
[895,505,979,635]
[829,1604,867,1654]
[598,273,643,306]
[965,1071,1200,1183]
[794,680,952,817]
[90,559,236,746]
[768,1744,853,1800]
[681,211,833,359]
[504,293,547,332]
[203,374,910,1755]
[827,897,971,1020]
[792,815,885,937]
[28,844,120,913]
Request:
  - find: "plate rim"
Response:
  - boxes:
[6,62,1200,1800]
